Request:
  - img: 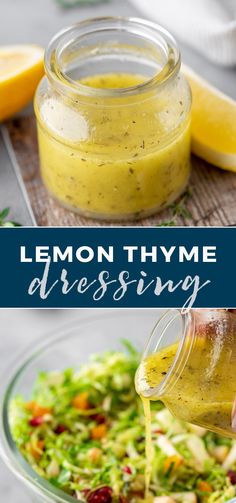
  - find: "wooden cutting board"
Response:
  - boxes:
[6,115,236,227]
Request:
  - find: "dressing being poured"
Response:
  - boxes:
[136,334,236,497]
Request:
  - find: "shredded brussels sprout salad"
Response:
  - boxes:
[10,342,236,503]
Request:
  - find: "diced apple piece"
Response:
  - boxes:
[171,492,197,503]
[156,435,182,458]
[154,497,176,503]
[223,443,236,470]
[212,445,229,463]
[186,436,210,471]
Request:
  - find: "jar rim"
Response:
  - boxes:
[137,309,195,398]
[44,16,181,98]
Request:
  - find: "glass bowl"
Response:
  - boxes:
[0,310,159,503]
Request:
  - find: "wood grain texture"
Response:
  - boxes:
[6,115,236,227]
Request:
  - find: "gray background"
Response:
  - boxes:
[1,0,236,98]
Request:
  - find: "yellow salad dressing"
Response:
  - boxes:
[142,397,154,499]
[35,73,191,219]
[136,335,236,495]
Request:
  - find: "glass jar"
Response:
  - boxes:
[34,17,191,221]
[136,309,236,438]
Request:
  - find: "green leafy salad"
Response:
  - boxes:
[10,343,236,503]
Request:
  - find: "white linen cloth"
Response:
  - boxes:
[130,0,236,66]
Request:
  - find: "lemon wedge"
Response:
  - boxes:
[183,64,236,172]
[0,45,44,121]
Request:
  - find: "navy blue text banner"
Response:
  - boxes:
[0,227,234,308]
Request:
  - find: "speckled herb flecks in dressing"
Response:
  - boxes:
[36,73,191,218]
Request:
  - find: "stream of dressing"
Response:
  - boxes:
[142,398,153,500]
[136,344,177,498]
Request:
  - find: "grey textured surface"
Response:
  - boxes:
[0,127,35,225]
[0,0,236,223]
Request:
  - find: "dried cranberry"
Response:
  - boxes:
[54,424,67,435]
[87,486,113,503]
[90,414,106,424]
[29,416,44,427]
[123,466,132,474]
[228,470,236,485]
[119,496,128,503]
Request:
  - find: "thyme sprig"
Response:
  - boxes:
[158,220,176,227]
[0,208,21,227]
[157,188,193,227]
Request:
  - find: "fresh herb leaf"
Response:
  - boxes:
[157,220,176,227]
[169,189,193,219]
[0,207,10,219]
[0,208,21,227]
[157,188,193,227]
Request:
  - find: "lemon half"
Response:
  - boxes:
[0,45,44,121]
[183,64,236,172]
